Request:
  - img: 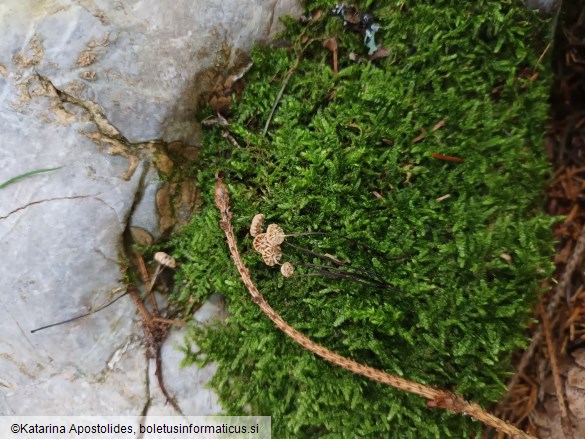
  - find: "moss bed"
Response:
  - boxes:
[169,1,555,437]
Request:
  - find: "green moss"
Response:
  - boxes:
[171,1,555,437]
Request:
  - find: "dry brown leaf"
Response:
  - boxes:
[343,6,361,24]
[369,48,390,61]
[323,38,338,74]
[431,153,464,163]
[323,37,338,52]
[210,95,232,113]
[555,240,574,265]
[573,349,585,368]
[568,367,585,390]
[566,384,585,419]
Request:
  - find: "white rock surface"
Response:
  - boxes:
[0,0,301,416]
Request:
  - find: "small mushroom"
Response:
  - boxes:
[250,213,266,237]
[280,262,295,278]
[261,246,283,267]
[154,251,177,269]
[266,223,286,246]
[148,252,177,293]
[253,233,273,254]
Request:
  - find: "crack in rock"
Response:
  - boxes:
[0,194,100,221]
[31,73,142,180]
[35,73,123,140]
[29,73,186,183]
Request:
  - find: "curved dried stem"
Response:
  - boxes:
[214,176,537,439]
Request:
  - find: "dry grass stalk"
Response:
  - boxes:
[213,176,537,439]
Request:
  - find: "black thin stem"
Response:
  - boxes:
[30,290,130,333]
[284,241,394,286]
[284,241,347,266]
[289,259,406,294]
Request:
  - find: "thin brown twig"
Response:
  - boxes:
[213,175,537,439]
[134,251,160,314]
[147,264,162,315]
[533,43,551,74]
[136,253,151,285]
[128,285,183,415]
[539,301,572,439]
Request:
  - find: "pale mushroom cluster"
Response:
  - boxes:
[250,213,294,277]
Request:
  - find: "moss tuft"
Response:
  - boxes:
[171,1,555,437]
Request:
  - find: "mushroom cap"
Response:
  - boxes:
[266,223,285,246]
[154,252,177,269]
[250,213,266,237]
[253,233,272,253]
[280,262,294,277]
[262,246,283,267]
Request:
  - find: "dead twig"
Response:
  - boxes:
[539,300,572,439]
[135,252,160,315]
[128,285,184,415]
[128,251,184,413]
[213,175,537,439]
[533,43,552,74]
